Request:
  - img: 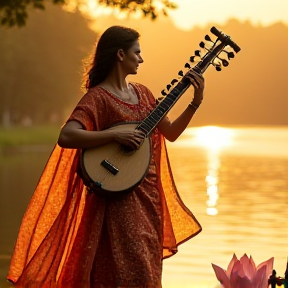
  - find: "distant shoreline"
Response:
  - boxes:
[0,125,59,149]
[1,124,287,150]
[0,144,54,155]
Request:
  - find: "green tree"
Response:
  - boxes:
[0,3,96,126]
[0,0,176,28]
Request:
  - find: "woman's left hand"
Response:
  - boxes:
[185,70,205,105]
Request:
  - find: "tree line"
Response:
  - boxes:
[0,0,176,27]
[0,0,176,127]
[0,4,96,127]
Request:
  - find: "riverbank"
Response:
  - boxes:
[0,125,60,148]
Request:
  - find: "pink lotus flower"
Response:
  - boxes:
[212,254,274,288]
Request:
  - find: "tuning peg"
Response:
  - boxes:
[223,50,235,60]
[212,60,222,71]
[190,56,195,63]
[216,55,229,67]
[178,70,184,76]
[204,34,212,42]
[166,84,171,90]
[171,79,178,85]
[222,59,229,67]
[228,52,235,59]
[195,50,201,57]
[199,41,205,48]
[215,64,222,71]
[185,63,191,68]
[161,90,167,96]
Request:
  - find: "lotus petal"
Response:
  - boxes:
[231,260,244,276]
[235,275,254,288]
[257,257,274,283]
[230,270,246,287]
[212,263,231,288]
[240,254,256,281]
[253,265,267,288]
[227,254,239,277]
[248,256,257,282]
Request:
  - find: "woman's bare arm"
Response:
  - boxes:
[157,70,205,141]
[58,120,145,150]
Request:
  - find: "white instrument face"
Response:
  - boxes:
[80,27,240,195]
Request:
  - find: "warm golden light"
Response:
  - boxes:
[194,126,234,150]
[63,0,168,22]
[205,152,220,216]
[63,0,288,36]
[190,126,234,216]
[169,0,288,31]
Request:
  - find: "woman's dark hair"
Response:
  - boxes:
[84,26,140,90]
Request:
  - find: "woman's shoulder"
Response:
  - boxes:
[77,86,106,104]
[84,86,105,98]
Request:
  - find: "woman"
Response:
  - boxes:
[8,26,203,288]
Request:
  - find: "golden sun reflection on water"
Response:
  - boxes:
[205,152,219,216]
[163,126,288,287]
[167,126,235,217]
[189,126,234,216]
[1,127,287,288]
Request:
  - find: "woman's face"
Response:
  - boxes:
[121,40,144,75]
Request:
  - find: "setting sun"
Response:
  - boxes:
[193,126,234,150]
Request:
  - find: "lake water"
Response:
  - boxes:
[0,126,288,288]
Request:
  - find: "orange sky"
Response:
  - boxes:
[169,0,288,30]
[65,0,288,32]
[63,0,288,125]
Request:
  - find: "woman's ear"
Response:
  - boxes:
[117,49,124,62]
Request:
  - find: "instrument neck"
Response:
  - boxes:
[136,40,227,136]
[136,79,190,135]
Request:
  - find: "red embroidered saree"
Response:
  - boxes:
[8,83,201,288]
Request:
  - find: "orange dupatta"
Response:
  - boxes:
[8,84,202,287]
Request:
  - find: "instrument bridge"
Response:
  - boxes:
[101,159,119,175]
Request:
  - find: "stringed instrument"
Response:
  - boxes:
[80,26,241,195]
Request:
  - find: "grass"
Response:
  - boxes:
[0,125,60,148]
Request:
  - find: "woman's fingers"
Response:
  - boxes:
[186,70,205,89]
[185,70,205,104]
[132,130,146,149]
[113,128,146,150]
[187,74,200,88]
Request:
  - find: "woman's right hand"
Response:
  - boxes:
[108,126,146,150]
